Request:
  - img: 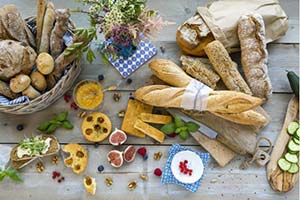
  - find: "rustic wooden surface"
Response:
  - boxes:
[0,0,299,199]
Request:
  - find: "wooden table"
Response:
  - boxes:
[0,0,299,199]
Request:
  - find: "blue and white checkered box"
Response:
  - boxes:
[161,144,210,192]
[107,39,157,78]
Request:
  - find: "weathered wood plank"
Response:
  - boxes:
[0,145,297,200]
[78,43,298,93]
[0,93,293,146]
[0,0,298,43]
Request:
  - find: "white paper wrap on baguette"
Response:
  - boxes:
[181,79,213,111]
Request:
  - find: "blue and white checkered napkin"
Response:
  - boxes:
[161,144,210,192]
[107,39,157,78]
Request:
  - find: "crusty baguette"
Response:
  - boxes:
[204,40,252,95]
[36,0,46,52]
[39,2,56,53]
[212,110,267,126]
[149,59,192,87]
[180,55,220,88]
[238,13,272,99]
[134,85,263,114]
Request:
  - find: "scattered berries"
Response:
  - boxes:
[179,160,193,176]
[70,102,78,110]
[16,124,24,131]
[52,171,65,183]
[126,78,132,84]
[167,133,177,138]
[97,165,104,172]
[137,147,147,157]
[64,94,72,103]
[143,154,148,161]
[98,74,104,81]
[154,168,162,176]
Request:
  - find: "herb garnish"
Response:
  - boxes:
[37,111,73,133]
[0,168,22,183]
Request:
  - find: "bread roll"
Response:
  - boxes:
[204,40,252,95]
[176,14,214,56]
[134,85,263,114]
[30,71,47,91]
[9,74,31,93]
[36,52,54,75]
[238,14,272,99]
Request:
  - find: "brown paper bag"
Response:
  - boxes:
[177,0,288,54]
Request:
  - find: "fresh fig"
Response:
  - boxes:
[107,150,123,168]
[124,145,136,163]
[109,128,127,146]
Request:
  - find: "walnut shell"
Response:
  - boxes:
[36,52,54,75]
[9,74,31,93]
[30,71,47,91]
[22,85,41,99]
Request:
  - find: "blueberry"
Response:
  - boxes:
[97,165,104,172]
[94,142,100,148]
[126,78,132,84]
[143,154,148,161]
[98,74,104,81]
[16,124,24,131]
[129,96,135,100]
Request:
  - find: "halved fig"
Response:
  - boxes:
[107,150,123,168]
[109,128,127,146]
[124,145,136,163]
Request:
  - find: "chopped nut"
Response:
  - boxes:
[77,111,87,118]
[105,177,113,186]
[51,155,59,165]
[36,161,45,173]
[139,174,148,181]
[107,85,117,91]
[153,152,163,160]
[128,180,137,191]
[118,110,125,118]
[210,178,218,183]
[113,93,121,102]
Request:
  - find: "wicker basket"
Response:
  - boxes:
[0,17,81,115]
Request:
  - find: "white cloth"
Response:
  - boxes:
[181,79,213,111]
[0,145,12,170]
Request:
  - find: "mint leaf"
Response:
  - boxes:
[62,120,74,130]
[175,126,187,134]
[45,124,59,134]
[179,130,189,140]
[161,122,176,135]
[54,111,68,122]
[37,121,51,131]
[186,122,200,132]
[6,169,22,183]
[174,116,185,128]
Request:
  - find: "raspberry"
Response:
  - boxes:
[154,168,162,176]
[137,147,147,157]
[52,175,56,179]
[167,133,177,138]
[61,177,65,181]
[70,102,78,110]
[64,94,71,103]
[58,179,62,183]
[184,160,188,164]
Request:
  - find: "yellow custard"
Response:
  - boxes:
[74,80,103,110]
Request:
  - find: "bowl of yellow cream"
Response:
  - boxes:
[73,80,104,110]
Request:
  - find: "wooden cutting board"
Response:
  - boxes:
[267,96,299,192]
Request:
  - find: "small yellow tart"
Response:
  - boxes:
[74,80,103,110]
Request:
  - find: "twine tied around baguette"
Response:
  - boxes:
[240,137,273,170]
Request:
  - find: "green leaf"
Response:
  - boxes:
[62,120,74,130]
[186,122,200,132]
[55,111,68,122]
[63,50,72,56]
[160,122,176,135]
[179,130,189,140]
[37,121,51,132]
[45,124,59,134]
[72,42,84,48]
[175,126,187,134]
[5,169,22,183]
[174,115,185,128]
[86,49,96,64]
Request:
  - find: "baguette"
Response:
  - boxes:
[204,40,252,95]
[39,2,56,53]
[180,55,220,88]
[238,14,272,99]
[211,110,267,126]
[36,0,46,51]
[134,85,263,114]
